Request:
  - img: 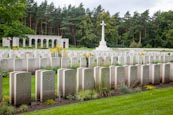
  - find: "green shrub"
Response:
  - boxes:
[2,96,10,104]
[0,105,16,115]
[115,63,122,66]
[44,99,56,105]
[0,72,9,78]
[18,105,29,112]
[76,90,98,101]
[99,88,112,97]
[152,60,161,64]
[134,87,142,93]
[119,85,132,94]
[145,44,152,48]
[70,66,79,69]
[40,66,59,73]
[129,41,138,48]
[66,95,75,101]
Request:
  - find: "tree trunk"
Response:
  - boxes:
[29,14,32,28]
[139,31,142,44]
[41,20,43,35]
[10,37,13,49]
[35,20,38,34]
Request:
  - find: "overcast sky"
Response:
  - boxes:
[35,0,173,16]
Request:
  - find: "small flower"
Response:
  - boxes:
[144,85,156,90]
[140,52,145,56]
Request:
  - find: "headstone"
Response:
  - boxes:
[111,56,117,65]
[125,65,138,87]
[0,76,2,101]
[22,58,27,71]
[27,58,37,72]
[51,57,61,67]
[36,70,55,102]
[57,68,66,97]
[82,68,95,90]
[104,56,111,66]
[10,72,31,106]
[58,69,77,97]
[160,63,170,83]
[149,56,154,63]
[149,64,161,84]
[0,58,14,72]
[71,57,79,67]
[160,56,165,63]
[110,65,115,88]
[61,57,71,68]
[143,56,149,64]
[99,67,110,89]
[96,57,103,66]
[126,56,131,65]
[137,56,143,64]
[118,56,125,65]
[14,59,23,71]
[76,67,85,92]
[35,70,42,101]
[80,57,87,67]
[170,63,173,81]
[165,56,170,63]
[114,66,126,88]
[39,58,50,68]
[88,57,95,68]
[94,66,101,88]
[137,65,150,85]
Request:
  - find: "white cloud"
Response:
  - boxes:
[150,0,173,15]
[35,0,173,16]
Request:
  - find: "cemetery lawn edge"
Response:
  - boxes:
[21,87,173,115]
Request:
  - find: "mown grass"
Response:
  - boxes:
[21,87,173,115]
[68,47,94,50]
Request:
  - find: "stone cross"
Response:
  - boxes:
[100,21,106,42]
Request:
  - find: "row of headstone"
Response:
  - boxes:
[1,48,173,58]
[5,63,173,106]
[58,63,173,97]
[1,55,173,72]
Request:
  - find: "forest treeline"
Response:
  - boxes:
[10,0,173,48]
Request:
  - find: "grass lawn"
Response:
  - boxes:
[68,47,94,50]
[20,87,173,115]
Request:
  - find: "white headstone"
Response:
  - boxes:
[160,63,170,83]
[137,65,150,85]
[51,57,61,67]
[99,67,110,89]
[10,71,32,106]
[39,70,55,102]
[114,66,126,88]
[125,65,138,87]
[82,68,95,90]
[61,57,71,68]
[63,69,76,97]
[149,64,161,84]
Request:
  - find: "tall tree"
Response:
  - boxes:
[0,0,34,48]
[77,15,96,47]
